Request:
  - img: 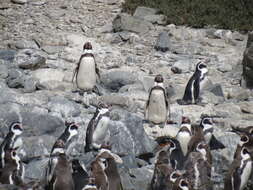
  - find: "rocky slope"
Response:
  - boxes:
[0,0,253,189]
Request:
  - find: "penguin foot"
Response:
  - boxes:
[176,99,192,105]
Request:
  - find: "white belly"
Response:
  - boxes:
[76,57,96,90]
[240,161,252,190]
[146,90,167,124]
[176,132,191,156]
[93,117,110,147]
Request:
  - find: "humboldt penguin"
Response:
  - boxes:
[0,149,24,185]
[176,116,192,156]
[177,61,208,105]
[0,122,23,169]
[96,149,123,190]
[72,42,100,93]
[168,138,185,170]
[85,103,111,153]
[199,116,225,150]
[51,121,79,154]
[145,74,169,125]
[224,147,252,190]
[72,159,89,190]
[46,139,74,190]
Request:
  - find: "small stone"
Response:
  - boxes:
[171,66,182,74]
[154,32,171,52]
[11,0,27,4]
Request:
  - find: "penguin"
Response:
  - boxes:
[168,138,186,170]
[51,121,79,154]
[199,116,225,150]
[224,147,252,190]
[85,102,111,153]
[96,149,123,190]
[0,148,24,186]
[176,116,192,156]
[177,61,208,105]
[172,178,193,190]
[233,134,253,159]
[151,149,174,190]
[183,143,212,190]
[0,122,23,169]
[46,139,74,190]
[72,159,89,190]
[145,74,169,125]
[72,42,100,93]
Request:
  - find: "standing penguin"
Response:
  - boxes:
[0,148,24,186]
[145,74,169,126]
[72,159,89,190]
[72,42,100,94]
[0,122,23,169]
[50,122,79,154]
[177,61,208,105]
[46,139,74,190]
[224,147,252,190]
[85,103,111,153]
[176,117,192,156]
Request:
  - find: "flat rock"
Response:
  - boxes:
[154,31,171,52]
[13,40,39,50]
[0,49,17,62]
[112,13,152,34]
[32,68,64,83]
[133,6,158,19]
[143,14,167,25]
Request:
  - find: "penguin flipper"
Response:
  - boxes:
[209,135,225,150]
[193,78,200,103]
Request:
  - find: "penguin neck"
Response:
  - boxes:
[154,82,164,88]
[83,49,94,55]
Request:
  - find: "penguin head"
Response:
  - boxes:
[52,139,65,155]
[179,179,191,190]
[196,142,208,158]
[200,117,213,131]
[9,122,23,136]
[169,170,182,183]
[154,74,164,84]
[97,102,111,114]
[65,121,79,139]
[97,149,123,164]
[196,62,208,74]
[181,117,191,125]
[239,135,249,146]
[83,42,93,54]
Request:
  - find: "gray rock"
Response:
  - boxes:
[143,14,167,25]
[93,95,131,110]
[0,65,9,79]
[109,109,157,156]
[14,49,46,70]
[101,69,137,92]
[133,6,158,19]
[208,84,225,97]
[13,40,39,50]
[172,59,192,73]
[242,32,253,88]
[0,49,17,62]
[25,158,48,180]
[32,68,64,83]
[23,77,38,93]
[112,13,152,34]
[48,96,81,118]
[125,56,136,66]
[42,45,63,54]
[154,32,171,52]
[6,69,25,89]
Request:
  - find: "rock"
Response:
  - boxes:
[0,65,9,79]
[208,84,225,97]
[0,184,20,190]
[42,45,63,54]
[48,96,81,118]
[238,102,253,114]
[93,95,131,109]
[11,0,27,4]
[227,87,250,101]
[154,32,171,52]
[100,69,137,92]
[133,6,158,19]
[0,49,16,62]
[217,61,233,73]
[25,158,49,180]
[112,13,152,34]
[172,59,192,73]
[6,69,25,89]
[32,68,64,83]
[242,32,253,88]
[125,56,136,66]
[23,77,38,93]
[171,66,182,74]
[13,40,39,49]
[14,49,46,70]
[143,15,167,25]
[109,109,157,156]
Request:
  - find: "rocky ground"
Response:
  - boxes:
[0,0,253,189]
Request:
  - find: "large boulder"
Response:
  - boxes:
[242,32,253,88]
[112,13,153,34]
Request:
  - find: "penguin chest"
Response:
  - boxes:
[240,161,252,190]
[12,137,23,150]
[76,57,96,90]
[147,90,167,124]
[93,117,110,145]
[176,132,191,156]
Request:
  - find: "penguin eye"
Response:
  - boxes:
[13,124,21,130]
[241,135,249,143]
[199,64,206,69]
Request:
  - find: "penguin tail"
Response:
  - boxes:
[209,135,225,150]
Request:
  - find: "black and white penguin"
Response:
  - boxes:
[51,122,79,154]
[72,159,89,190]
[46,139,74,190]
[96,149,123,190]
[177,61,208,105]
[0,148,24,186]
[176,117,192,156]
[199,116,225,150]
[224,147,252,190]
[168,138,185,170]
[0,122,23,169]
[145,74,169,125]
[85,103,111,153]
[72,42,100,93]
[172,178,193,190]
